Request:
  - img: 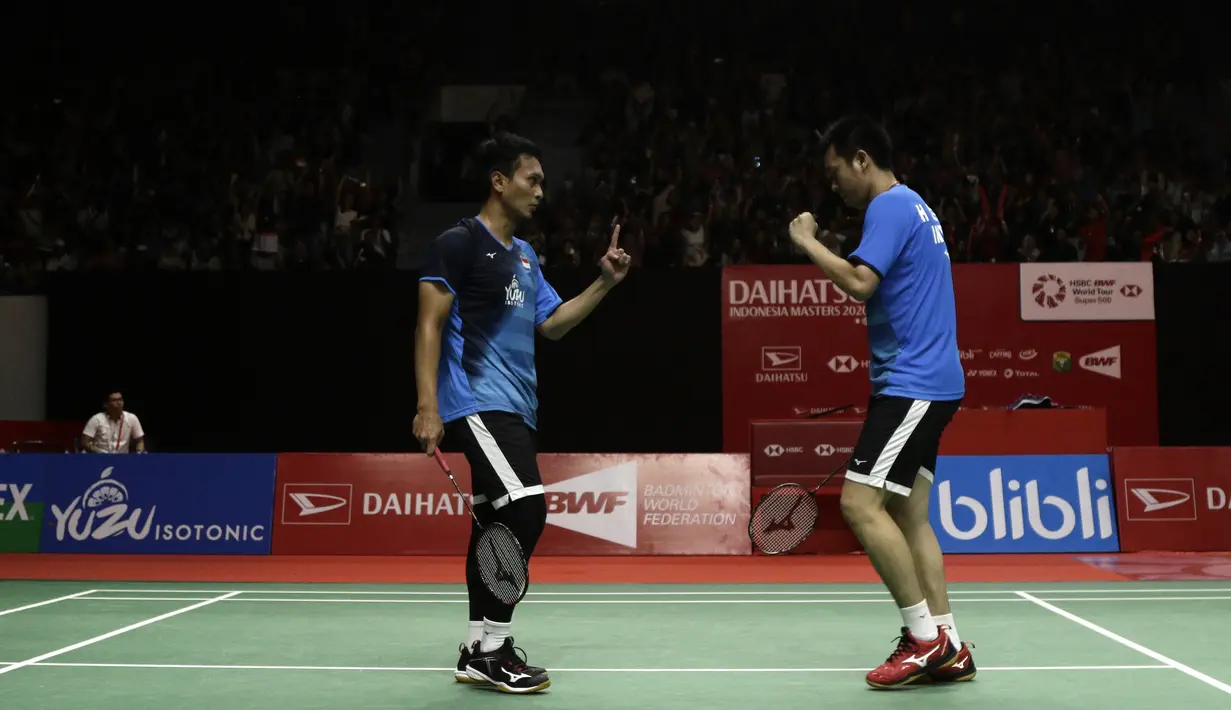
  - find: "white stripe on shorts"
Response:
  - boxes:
[846,399,930,497]
[465,414,543,510]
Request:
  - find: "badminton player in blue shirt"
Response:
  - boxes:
[413,131,631,694]
[787,115,974,689]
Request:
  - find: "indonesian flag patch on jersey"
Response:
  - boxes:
[519,254,532,270]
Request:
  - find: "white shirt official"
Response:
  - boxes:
[83,412,145,454]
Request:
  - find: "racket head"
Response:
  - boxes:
[748,482,820,555]
[475,522,529,605]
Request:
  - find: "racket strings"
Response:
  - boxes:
[749,486,819,554]
[476,526,528,605]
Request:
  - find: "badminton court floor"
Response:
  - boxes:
[1,580,1228,709]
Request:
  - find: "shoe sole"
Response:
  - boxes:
[455,670,488,684]
[465,668,551,694]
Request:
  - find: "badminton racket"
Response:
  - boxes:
[748,456,850,555]
[432,450,529,605]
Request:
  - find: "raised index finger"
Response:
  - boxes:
[610,222,621,249]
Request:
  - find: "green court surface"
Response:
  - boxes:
[2,580,1229,709]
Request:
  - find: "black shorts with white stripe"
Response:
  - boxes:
[445,411,543,511]
[845,395,962,497]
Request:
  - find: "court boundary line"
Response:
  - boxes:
[83,586,1231,596]
[0,661,1173,673]
[0,592,241,677]
[1017,591,1231,696]
[59,595,1231,605]
[0,590,98,617]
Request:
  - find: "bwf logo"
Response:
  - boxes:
[1079,345,1121,380]
[543,463,637,549]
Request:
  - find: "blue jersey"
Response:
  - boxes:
[848,185,965,401]
[419,217,563,429]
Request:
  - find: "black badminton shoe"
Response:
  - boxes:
[463,637,551,694]
[456,642,488,684]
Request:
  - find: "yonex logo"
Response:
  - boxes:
[282,484,353,526]
[1032,274,1066,308]
[0,483,32,521]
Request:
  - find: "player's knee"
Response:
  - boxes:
[839,479,884,526]
[498,493,547,551]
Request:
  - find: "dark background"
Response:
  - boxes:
[41,263,1228,454]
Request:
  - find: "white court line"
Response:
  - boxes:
[69,597,1026,606]
[85,586,1231,596]
[2,661,1171,673]
[1018,591,1231,696]
[66,595,1231,605]
[0,592,241,677]
[0,590,98,617]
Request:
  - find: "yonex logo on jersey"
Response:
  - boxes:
[505,275,525,308]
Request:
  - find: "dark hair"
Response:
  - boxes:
[819,115,894,171]
[475,131,542,196]
[104,390,123,402]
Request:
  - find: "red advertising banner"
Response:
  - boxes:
[1112,447,1231,553]
[749,408,1109,487]
[273,453,751,556]
[722,263,1157,452]
[750,419,863,487]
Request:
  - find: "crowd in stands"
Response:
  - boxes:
[529,45,1231,269]
[4,6,1229,293]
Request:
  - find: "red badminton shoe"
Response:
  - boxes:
[865,626,958,690]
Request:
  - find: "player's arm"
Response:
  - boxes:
[793,238,882,302]
[414,229,469,417]
[537,223,630,340]
[414,280,454,414]
[536,277,606,341]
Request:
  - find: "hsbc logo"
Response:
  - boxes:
[828,355,867,373]
[763,444,804,457]
[543,462,638,549]
[1079,345,1121,380]
[282,484,353,525]
[815,444,854,457]
[1124,478,1197,521]
[1120,284,1142,297]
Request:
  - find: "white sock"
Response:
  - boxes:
[934,613,961,647]
[465,620,484,649]
[899,600,939,642]
[480,619,511,653]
